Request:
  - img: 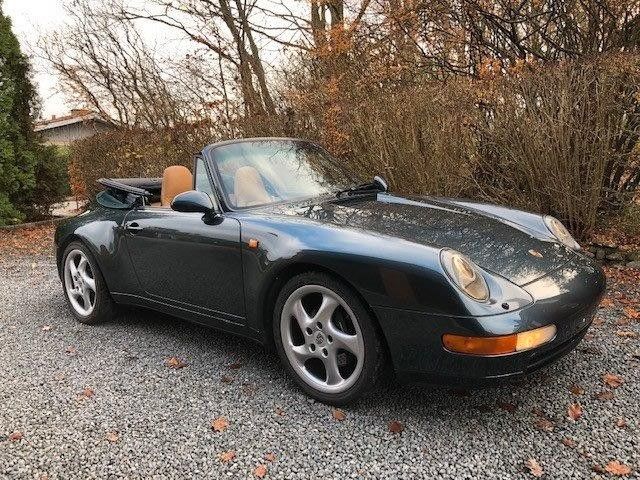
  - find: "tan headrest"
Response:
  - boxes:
[234,166,271,207]
[161,165,193,206]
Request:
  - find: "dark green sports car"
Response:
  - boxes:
[55,138,606,405]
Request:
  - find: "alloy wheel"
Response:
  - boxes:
[280,285,364,394]
[63,249,97,316]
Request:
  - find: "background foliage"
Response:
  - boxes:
[0,4,67,226]
[47,1,640,238]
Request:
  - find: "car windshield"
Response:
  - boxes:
[212,139,362,208]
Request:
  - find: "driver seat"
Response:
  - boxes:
[234,166,271,207]
[161,165,193,207]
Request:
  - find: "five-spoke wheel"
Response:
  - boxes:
[61,242,115,324]
[64,249,97,316]
[274,272,384,405]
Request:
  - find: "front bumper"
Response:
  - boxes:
[374,257,606,385]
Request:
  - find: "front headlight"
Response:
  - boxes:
[440,249,489,302]
[543,216,580,250]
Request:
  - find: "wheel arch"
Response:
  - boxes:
[259,261,391,362]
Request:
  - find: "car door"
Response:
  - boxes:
[123,158,245,325]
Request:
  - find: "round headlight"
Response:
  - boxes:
[440,249,489,302]
[543,216,580,250]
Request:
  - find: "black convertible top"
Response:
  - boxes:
[96,177,162,209]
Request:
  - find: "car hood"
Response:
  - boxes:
[255,193,577,286]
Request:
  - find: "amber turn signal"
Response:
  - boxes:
[443,325,556,356]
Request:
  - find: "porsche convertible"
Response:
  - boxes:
[55,138,606,404]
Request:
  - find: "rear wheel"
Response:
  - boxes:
[273,272,385,405]
[62,241,115,324]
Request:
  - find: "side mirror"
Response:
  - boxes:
[171,190,214,213]
[374,175,388,192]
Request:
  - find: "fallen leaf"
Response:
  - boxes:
[534,418,555,432]
[228,362,243,370]
[616,418,627,428]
[497,401,517,413]
[166,356,187,369]
[561,437,576,448]
[65,346,77,356]
[8,431,23,441]
[603,373,624,388]
[623,306,640,319]
[218,451,236,463]
[211,417,229,433]
[594,390,614,401]
[331,409,346,421]
[592,465,606,474]
[569,384,585,395]
[254,464,267,478]
[568,403,583,421]
[600,297,615,308]
[274,406,285,416]
[388,420,404,433]
[41,325,53,331]
[105,431,119,443]
[524,458,544,477]
[220,375,233,384]
[79,387,95,400]
[264,452,276,462]
[53,372,66,382]
[616,330,638,338]
[605,460,632,476]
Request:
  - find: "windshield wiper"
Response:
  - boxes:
[335,176,388,198]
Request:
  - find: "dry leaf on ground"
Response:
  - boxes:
[331,409,346,421]
[623,307,640,319]
[497,401,517,413]
[603,373,624,388]
[218,451,236,463]
[388,420,404,433]
[8,431,23,441]
[594,390,615,401]
[78,388,94,400]
[264,453,276,462]
[605,460,632,476]
[561,437,576,448]
[568,403,583,421]
[105,431,119,443]
[166,356,187,369]
[524,458,544,477]
[534,418,555,432]
[569,384,585,395]
[211,417,229,432]
[254,464,267,478]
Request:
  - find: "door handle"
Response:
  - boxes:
[125,221,143,232]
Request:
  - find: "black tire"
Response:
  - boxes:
[61,241,116,325]
[273,271,385,405]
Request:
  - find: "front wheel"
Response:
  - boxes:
[273,272,385,405]
[61,241,115,325]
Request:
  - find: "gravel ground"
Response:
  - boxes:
[0,254,638,479]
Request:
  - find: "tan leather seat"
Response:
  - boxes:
[161,165,193,206]
[234,166,271,207]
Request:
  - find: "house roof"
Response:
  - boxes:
[34,110,113,132]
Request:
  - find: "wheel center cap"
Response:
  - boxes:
[315,332,325,345]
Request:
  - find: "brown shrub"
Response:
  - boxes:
[68,123,219,199]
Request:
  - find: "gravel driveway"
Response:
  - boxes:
[1,254,638,479]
